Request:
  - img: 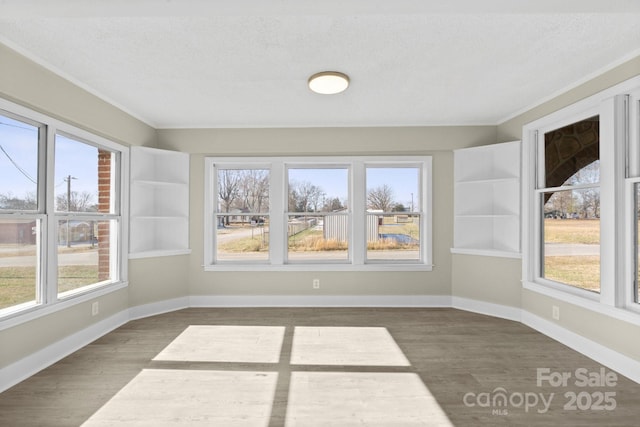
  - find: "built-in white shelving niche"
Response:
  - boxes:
[129,146,190,258]
[451,140,521,258]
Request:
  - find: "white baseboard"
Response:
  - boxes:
[452,296,522,322]
[189,294,452,307]
[128,296,190,321]
[0,310,129,393]
[522,311,640,385]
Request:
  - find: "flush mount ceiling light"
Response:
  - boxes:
[308,71,350,95]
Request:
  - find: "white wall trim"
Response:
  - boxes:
[0,310,129,393]
[522,310,640,385]
[189,294,452,308]
[128,296,190,321]
[452,296,522,322]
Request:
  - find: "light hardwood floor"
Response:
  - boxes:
[1,308,639,426]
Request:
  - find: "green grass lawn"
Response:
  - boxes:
[544,218,600,244]
[0,265,99,310]
[544,256,600,292]
[543,219,600,292]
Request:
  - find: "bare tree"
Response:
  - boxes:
[570,160,600,219]
[240,169,269,213]
[289,180,325,212]
[545,190,575,218]
[0,191,37,210]
[323,197,345,212]
[367,184,394,211]
[218,170,241,224]
[56,191,95,212]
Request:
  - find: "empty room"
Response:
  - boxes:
[2,1,640,426]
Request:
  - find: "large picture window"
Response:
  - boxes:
[538,115,601,293]
[366,166,421,262]
[0,99,127,321]
[287,166,350,263]
[216,167,270,262]
[205,157,432,270]
[524,79,640,316]
[0,112,42,312]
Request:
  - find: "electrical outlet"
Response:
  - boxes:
[313,279,320,289]
[552,305,560,320]
[92,301,99,316]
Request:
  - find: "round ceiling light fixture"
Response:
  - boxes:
[308,71,350,95]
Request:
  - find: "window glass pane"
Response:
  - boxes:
[288,168,348,213]
[544,116,599,188]
[366,167,420,261]
[55,134,115,213]
[216,214,269,262]
[287,168,349,261]
[218,169,269,214]
[0,114,39,211]
[288,213,349,261]
[542,188,600,293]
[0,219,39,310]
[366,213,421,261]
[57,219,116,295]
[366,167,419,212]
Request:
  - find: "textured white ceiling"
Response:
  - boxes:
[1,1,639,128]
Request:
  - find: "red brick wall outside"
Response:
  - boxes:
[97,150,111,281]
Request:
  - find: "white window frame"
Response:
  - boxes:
[204,156,432,271]
[625,88,640,308]
[522,76,640,324]
[0,98,129,329]
[285,162,352,265]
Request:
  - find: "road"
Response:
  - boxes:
[544,243,599,256]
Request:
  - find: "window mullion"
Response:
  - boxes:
[44,126,58,305]
[352,161,365,265]
[270,160,284,265]
[600,96,625,306]
[423,156,432,265]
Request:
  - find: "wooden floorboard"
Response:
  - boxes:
[1,308,639,426]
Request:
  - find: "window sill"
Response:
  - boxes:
[0,281,128,332]
[523,280,640,327]
[204,264,434,272]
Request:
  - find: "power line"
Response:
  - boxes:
[0,143,37,184]
[0,120,37,132]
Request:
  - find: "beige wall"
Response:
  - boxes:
[497,54,640,361]
[452,255,522,307]
[0,44,156,147]
[128,256,190,307]
[0,290,128,367]
[498,55,640,142]
[0,44,159,369]
[158,127,497,298]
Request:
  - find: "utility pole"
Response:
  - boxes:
[65,175,77,247]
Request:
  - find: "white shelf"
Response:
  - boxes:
[454,140,520,182]
[129,146,190,258]
[452,141,521,257]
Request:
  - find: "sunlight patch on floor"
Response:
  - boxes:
[82,369,277,426]
[290,326,410,366]
[153,325,285,363]
[285,372,452,426]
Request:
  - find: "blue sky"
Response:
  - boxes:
[1,117,98,200]
[288,166,420,210]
